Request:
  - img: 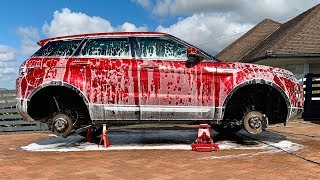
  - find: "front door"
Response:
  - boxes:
[136,36,215,121]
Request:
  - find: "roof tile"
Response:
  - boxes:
[216,19,280,62]
[217,3,320,62]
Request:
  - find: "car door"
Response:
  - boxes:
[75,37,140,121]
[135,36,215,121]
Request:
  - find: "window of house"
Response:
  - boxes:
[79,38,130,58]
[137,37,187,59]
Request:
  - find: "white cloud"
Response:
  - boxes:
[42,8,148,37]
[156,13,253,54]
[0,69,17,88]
[0,46,18,88]
[0,63,15,74]
[118,22,148,32]
[16,8,147,58]
[137,0,320,54]
[134,0,152,9]
[144,0,320,23]
[0,8,149,89]
[17,27,40,56]
[0,45,17,62]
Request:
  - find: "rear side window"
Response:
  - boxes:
[32,39,83,57]
[32,41,59,57]
[79,38,130,58]
[137,37,187,59]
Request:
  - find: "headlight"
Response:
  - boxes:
[19,66,28,77]
[274,72,299,83]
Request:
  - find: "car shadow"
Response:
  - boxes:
[213,130,287,146]
[310,121,320,125]
[105,128,197,145]
[90,128,287,146]
[34,127,287,149]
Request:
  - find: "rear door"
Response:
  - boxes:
[74,37,140,121]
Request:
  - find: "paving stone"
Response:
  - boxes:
[0,120,319,179]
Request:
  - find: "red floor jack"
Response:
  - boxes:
[191,124,219,152]
[86,128,92,143]
[98,124,110,148]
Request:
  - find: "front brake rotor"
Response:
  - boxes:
[242,111,265,134]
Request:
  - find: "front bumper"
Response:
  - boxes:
[16,98,33,122]
[288,107,303,122]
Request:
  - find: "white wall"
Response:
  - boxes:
[255,58,320,81]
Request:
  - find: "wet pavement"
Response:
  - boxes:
[0,120,320,179]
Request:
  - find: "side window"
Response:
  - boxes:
[32,41,60,57]
[79,38,130,58]
[137,37,187,59]
[49,40,83,56]
[32,39,83,57]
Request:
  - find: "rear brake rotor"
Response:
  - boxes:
[52,113,73,137]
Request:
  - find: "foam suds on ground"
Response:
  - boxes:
[21,129,303,156]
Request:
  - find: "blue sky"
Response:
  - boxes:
[0,0,160,47]
[1,0,320,89]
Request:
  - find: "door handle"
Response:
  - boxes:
[140,64,159,69]
[71,61,91,66]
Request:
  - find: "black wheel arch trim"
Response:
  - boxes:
[221,79,291,119]
[27,81,90,114]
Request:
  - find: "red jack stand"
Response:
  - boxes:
[86,128,92,143]
[98,124,110,148]
[191,124,219,152]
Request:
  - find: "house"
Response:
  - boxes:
[216,4,320,81]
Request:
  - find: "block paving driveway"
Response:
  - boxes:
[0,120,319,179]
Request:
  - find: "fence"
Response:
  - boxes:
[303,73,320,120]
[0,89,48,132]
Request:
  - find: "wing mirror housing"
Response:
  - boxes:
[186,47,205,67]
[187,47,205,61]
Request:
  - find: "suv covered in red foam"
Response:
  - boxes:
[16,32,303,137]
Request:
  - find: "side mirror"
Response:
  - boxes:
[187,47,205,62]
[186,47,205,68]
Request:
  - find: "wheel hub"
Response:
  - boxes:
[53,117,69,133]
[243,111,264,134]
[248,116,262,130]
